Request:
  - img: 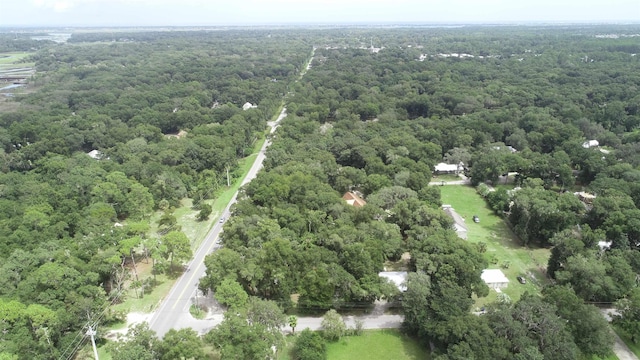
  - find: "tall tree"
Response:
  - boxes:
[614,288,640,343]
[161,231,192,271]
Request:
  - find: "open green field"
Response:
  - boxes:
[430,173,461,182]
[440,185,551,308]
[0,52,35,74]
[0,52,32,65]
[325,330,429,360]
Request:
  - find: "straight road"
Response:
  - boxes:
[148,107,287,337]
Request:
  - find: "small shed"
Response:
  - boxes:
[379,271,408,292]
[481,269,509,290]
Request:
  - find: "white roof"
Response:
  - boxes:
[598,241,612,251]
[87,150,102,159]
[481,269,509,284]
[582,140,599,148]
[242,102,257,110]
[379,271,408,292]
[435,162,459,172]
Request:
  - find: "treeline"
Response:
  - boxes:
[0,33,54,52]
[0,30,309,359]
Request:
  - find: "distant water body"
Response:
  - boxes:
[0,84,23,91]
[31,33,71,43]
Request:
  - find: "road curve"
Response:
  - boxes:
[148,107,287,337]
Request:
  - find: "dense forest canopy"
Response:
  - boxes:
[0,25,639,359]
[205,24,640,359]
[0,29,310,359]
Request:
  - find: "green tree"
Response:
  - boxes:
[321,309,346,341]
[162,231,192,271]
[292,329,327,360]
[205,312,277,360]
[200,248,243,294]
[125,183,155,219]
[196,203,212,221]
[543,285,614,357]
[246,297,286,334]
[108,323,158,360]
[614,287,640,343]
[158,328,206,360]
[288,315,298,334]
[215,278,248,309]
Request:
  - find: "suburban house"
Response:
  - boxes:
[481,269,509,290]
[379,271,408,292]
[434,162,463,175]
[442,205,468,239]
[342,191,367,207]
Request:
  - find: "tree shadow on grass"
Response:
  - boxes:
[394,330,430,360]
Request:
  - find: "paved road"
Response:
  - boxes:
[148,107,288,337]
[601,309,639,360]
[290,314,402,333]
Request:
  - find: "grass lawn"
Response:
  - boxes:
[430,174,461,182]
[440,185,551,308]
[0,52,31,62]
[74,344,113,360]
[589,354,619,360]
[325,330,429,360]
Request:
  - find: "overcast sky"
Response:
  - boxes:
[1,0,638,27]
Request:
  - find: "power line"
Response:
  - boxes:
[58,290,124,360]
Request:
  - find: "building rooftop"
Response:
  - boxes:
[343,191,367,207]
[481,269,509,284]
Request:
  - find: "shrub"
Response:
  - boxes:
[293,329,327,360]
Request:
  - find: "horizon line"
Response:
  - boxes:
[1,20,640,30]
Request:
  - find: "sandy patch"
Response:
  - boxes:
[105,312,154,340]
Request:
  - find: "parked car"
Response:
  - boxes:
[517,276,526,284]
[473,215,480,223]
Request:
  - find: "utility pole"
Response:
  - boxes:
[87,326,99,360]
[226,166,230,187]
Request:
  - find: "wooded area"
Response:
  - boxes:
[0,25,639,359]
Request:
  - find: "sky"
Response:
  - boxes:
[0,0,638,27]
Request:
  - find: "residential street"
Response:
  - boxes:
[148,107,287,337]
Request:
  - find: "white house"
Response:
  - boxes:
[481,269,509,290]
[582,140,599,148]
[434,162,463,174]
